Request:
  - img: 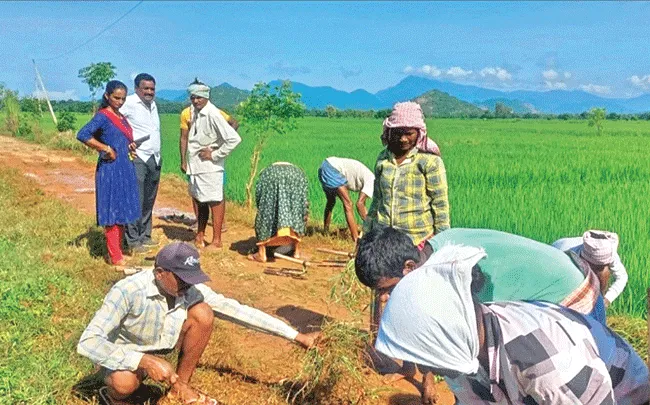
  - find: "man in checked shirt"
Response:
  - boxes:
[78,242,316,405]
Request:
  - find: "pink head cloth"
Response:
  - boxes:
[581,230,619,266]
[382,102,440,155]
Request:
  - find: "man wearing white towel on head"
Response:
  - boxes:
[185,82,241,250]
[553,230,628,308]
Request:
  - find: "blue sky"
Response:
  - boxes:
[2,1,650,100]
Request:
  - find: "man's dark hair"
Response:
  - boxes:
[355,226,420,288]
[134,73,156,88]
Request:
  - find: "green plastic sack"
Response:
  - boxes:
[429,228,584,304]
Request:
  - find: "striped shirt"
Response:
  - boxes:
[365,148,449,243]
[77,270,299,371]
[446,301,649,405]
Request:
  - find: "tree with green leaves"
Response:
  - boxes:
[0,85,20,135]
[78,62,116,111]
[587,107,606,135]
[237,81,305,207]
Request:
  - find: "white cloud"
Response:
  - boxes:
[564,72,572,79]
[580,84,611,95]
[32,89,78,101]
[542,69,558,80]
[446,66,473,77]
[479,67,512,81]
[421,65,442,77]
[630,74,650,89]
[403,65,414,74]
[544,81,567,90]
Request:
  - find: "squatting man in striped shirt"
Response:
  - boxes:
[78,242,317,405]
[375,244,649,404]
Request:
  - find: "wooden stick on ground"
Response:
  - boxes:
[274,252,310,268]
[316,247,354,258]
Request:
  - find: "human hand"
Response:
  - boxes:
[604,298,611,308]
[139,354,178,384]
[198,147,213,161]
[128,142,137,160]
[294,331,320,349]
[180,161,188,174]
[422,371,439,404]
[102,146,117,161]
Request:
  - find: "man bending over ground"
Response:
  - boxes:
[356,226,607,404]
[318,156,374,242]
[554,230,627,308]
[376,244,649,404]
[78,242,315,405]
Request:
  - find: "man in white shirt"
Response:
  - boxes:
[120,73,161,251]
[185,82,241,250]
[78,242,316,405]
[553,230,628,308]
[318,157,374,242]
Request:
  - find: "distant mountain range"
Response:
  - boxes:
[156,83,249,113]
[156,75,650,114]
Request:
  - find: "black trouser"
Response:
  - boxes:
[125,155,161,247]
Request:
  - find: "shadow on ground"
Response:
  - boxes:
[275,305,333,333]
[72,372,164,405]
[229,236,257,256]
[388,393,421,405]
[154,224,195,242]
[69,227,105,259]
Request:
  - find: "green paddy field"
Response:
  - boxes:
[42,114,650,317]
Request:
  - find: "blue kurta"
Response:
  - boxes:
[77,113,141,226]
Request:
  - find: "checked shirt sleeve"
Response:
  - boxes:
[425,155,450,234]
[196,284,299,341]
[77,285,144,371]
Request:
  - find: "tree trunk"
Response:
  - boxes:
[245,145,262,208]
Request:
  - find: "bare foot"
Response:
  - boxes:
[112,259,128,271]
[194,239,205,249]
[247,253,266,263]
[203,243,222,251]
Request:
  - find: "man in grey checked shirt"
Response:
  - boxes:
[78,242,316,405]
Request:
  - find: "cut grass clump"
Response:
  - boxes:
[329,259,370,315]
[286,320,372,404]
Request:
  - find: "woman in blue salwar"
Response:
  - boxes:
[77,80,141,266]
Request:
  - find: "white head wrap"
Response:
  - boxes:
[375,244,486,375]
[188,83,210,99]
[581,230,619,266]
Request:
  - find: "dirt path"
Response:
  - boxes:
[0,135,453,405]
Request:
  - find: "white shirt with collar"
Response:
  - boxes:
[187,101,241,175]
[120,93,161,165]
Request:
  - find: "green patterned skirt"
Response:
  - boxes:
[255,163,309,242]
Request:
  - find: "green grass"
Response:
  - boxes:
[36,114,650,318]
[0,167,118,404]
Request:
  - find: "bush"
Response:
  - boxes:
[56,111,77,132]
[3,92,20,135]
[15,121,34,139]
